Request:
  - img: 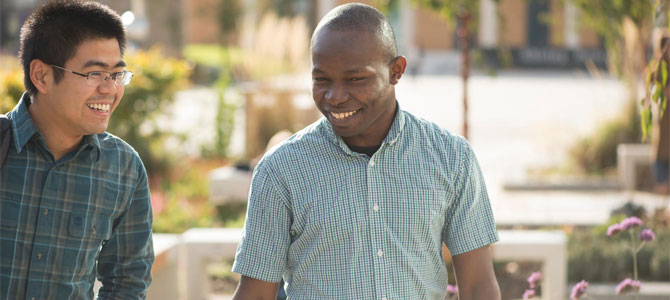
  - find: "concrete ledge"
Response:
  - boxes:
[494,230,566,300]
[147,229,566,300]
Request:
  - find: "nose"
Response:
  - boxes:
[97,77,117,94]
[325,83,348,106]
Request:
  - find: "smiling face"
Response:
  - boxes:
[37,38,125,138]
[311,28,404,147]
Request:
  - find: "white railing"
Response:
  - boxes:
[148,229,566,300]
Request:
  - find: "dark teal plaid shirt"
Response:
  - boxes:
[1,93,154,299]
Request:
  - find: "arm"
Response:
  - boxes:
[97,162,154,299]
[232,160,291,296]
[232,276,281,300]
[452,246,500,300]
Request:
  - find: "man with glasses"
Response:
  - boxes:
[0,1,153,299]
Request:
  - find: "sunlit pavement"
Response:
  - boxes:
[173,70,668,227]
[398,71,670,226]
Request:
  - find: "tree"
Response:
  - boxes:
[642,0,670,140]
[378,0,497,140]
[561,0,654,138]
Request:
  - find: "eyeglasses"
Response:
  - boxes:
[50,64,134,86]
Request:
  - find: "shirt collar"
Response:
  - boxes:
[8,92,39,153]
[8,92,101,162]
[323,101,406,155]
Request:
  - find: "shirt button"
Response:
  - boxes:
[369,159,375,166]
[382,297,388,300]
[37,253,42,260]
[377,249,383,257]
[43,209,49,215]
[373,204,379,212]
[32,298,36,300]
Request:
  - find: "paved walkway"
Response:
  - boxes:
[398,71,668,225]
[174,70,669,226]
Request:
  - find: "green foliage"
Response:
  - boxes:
[202,88,236,159]
[0,56,24,113]
[109,46,191,176]
[184,43,294,82]
[377,0,495,30]
[641,1,670,140]
[562,0,652,74]
[152,159,217,233]
[562,0,656,140]
[151,159,247,233]
[568,213,670,281]
[569,100,642,174]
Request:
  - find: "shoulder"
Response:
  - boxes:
[258,119,330,167]
[401,110,470,152]
[96,132,146,172]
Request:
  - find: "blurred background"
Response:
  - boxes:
[1,0,669,299]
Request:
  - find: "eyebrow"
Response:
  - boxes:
[82,60,126,69]
[312,67,370,75]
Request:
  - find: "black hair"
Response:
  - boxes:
[311,3,398,63]
[19,0,126,96]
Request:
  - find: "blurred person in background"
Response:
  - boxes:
[0,1,153,299]
[231,3,500,300]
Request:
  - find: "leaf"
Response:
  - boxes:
[641,106,652,140]
[662,60,668,84]
[653,86,662,104]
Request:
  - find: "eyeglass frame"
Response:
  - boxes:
[50,64,134,86]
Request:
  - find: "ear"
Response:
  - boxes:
[29,59,51,94]
[389,56,407,85]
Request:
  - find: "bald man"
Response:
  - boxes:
[232,4,500,300]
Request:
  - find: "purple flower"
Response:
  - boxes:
[607,223,624,236]
[638,228,656,242]
[446,284,458,296]
[527,271,542,289]
[522,289,536,299]
[616,278,641,294]
[570,280,589,300]
[620,216,643,230]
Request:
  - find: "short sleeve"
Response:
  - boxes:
[442,139,498,255]
[232,160,292,282]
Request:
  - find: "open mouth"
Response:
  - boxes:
[87,103,111,114]
[330,109,358,120]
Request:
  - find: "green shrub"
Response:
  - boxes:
[108,46,192,176]
[0,56,25,113]
[568,212,670,281]
[569,100,643,174]
[152,159,218,233]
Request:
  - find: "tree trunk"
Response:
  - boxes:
[458,11,471,140]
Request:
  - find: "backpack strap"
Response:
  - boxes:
[0,114,11,168]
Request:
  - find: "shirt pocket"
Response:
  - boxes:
[0,200,19,228]
[388,188,447,252]
[61,211,113,279]
[0,200,20,268]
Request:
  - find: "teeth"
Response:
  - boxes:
[88,103,111,112]
[331,110,356,120]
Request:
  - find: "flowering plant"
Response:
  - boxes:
[606,216,655,300]
[520,271,542,299]
[446,284,458,300]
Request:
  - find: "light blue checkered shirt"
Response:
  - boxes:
[233,108,498,300]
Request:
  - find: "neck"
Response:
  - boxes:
[342,100,397,148]
[28,95,82,161]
